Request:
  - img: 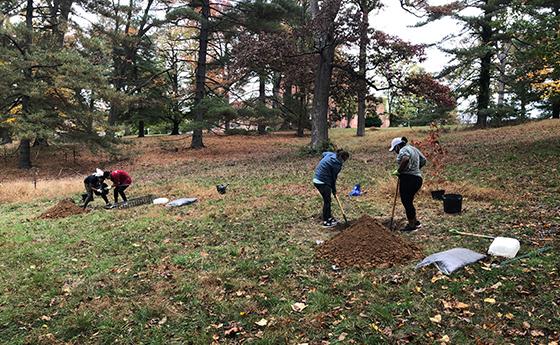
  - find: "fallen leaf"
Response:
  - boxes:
[370,323,382,333]
[440,334,450,343]
[224,324,242,336]
[504,313,514,320]
[338,332,347,341]
[40,315,51,321]
[490,282,502,289]
[530,330,544,337]
[255,318,268,327]
[431,274,447,283]
[455,302,469,309]
[158,316,167,325]
[291,302,307,312]
[429,314,442,323]
[483,298,496,304]
[522,321,531,329]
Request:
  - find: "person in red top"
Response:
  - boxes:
[103,170,132,208]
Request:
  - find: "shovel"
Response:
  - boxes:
[334,194,348,225]
[389,179,400,230]
[449,230,495,239]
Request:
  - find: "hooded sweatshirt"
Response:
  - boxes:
[313,152,343,194]
[110,170,132,186]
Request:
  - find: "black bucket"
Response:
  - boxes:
[443,194,462,214]
[431,189,445,200]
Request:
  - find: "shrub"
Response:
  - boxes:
[365,116,382,128]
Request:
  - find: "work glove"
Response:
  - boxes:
[391,169,400,176]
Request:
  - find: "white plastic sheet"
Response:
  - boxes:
[165,198,198,207]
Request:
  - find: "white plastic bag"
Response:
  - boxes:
[166,198,198,207]
[153,197,169,205]
[488,237,520,258]
[416,248,486,275]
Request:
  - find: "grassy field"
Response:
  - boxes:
[0,121,559,344]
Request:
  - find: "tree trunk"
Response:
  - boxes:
[33,138,49,147]
[19,0,34,169]
[297,85,307,137]
[109,103,119,126]
[0,127,12,144]
[496,43,509,107]
[19,139,32,169]
[171,120,180,135]
[309,0,341,150]
[191,0,210,149]
[476,3,493,128]
[272,73,282,110]
[310,43,336,149]
[138,120,145,137]
[258,74,267,135]
[356,0,369,137]
[552,99,560,119]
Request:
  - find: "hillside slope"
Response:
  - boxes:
[0,121,558,344]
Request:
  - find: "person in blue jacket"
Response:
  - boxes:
[313,149,350,228]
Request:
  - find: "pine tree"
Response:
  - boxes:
[403,0,511,127]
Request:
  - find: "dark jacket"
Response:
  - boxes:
[84,175,103,189]
[313,152,343,194]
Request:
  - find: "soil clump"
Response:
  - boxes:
[39,199,89,219]
[317,215,422,269]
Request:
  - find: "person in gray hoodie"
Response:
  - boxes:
[389,136,427,232]
[313,149,350,228]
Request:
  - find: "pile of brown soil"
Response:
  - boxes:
[316,215,422,269]
[39,199,89,219]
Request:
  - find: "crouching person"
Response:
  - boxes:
[82,169,110,209]
[104,169,132,208]
[313,149,350,228]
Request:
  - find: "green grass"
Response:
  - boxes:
[1,121,559,344]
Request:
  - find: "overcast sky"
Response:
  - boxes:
[373,0,462,74]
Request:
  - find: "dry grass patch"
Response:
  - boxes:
[0,177,83,203]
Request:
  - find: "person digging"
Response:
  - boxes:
[81,169,111,209]
[390,137,427,233]
[103,169,132,209]
[313,149,350,228]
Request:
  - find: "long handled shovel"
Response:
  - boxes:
[389,178,400,230]
[334,194,348,225]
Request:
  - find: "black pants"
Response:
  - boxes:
[114,185,129,203]
[83,183,109,208]
[399,174,423,221]
[314,183,332,221]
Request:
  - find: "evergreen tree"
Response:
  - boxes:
[1,0,112,168]
[403,0,511,127]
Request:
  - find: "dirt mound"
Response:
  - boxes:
[316,215,422,269]
[39,199,89,219]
